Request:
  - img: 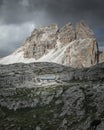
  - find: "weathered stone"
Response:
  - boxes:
[76,20,95,39]
[64,38,98,68]
[0,62,104,129]
[0,21,99,68]
[58,23,76,45]
[99,49,104,63]
[24,24,58,59]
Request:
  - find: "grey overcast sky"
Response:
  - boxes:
[0,0,104,57]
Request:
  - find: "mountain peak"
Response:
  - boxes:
[0,21,101,68]
[76,20,95,39]
[38,24,58,32]
[78,20,87,26]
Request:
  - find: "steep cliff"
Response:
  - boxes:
[0,21,99,68]
[99,49,104,63]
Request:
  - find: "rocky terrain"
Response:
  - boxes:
[99,49,104,63]
[0,21,101,68]
[0,20,104,130]
[0,62,104,130]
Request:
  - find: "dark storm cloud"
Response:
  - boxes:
[0,22,35,56]
[0,0,104,57]
[0,0,34,24]
[0,0,104,26]
[42,0,104,27]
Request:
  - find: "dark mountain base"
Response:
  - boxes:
[0,62,104,130]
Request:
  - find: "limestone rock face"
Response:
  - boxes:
[22,21,99,68]
[76,21,95,39]
[24,24,58,60]
[64,39,98,68]
[99,49,104,63]
[58,23,76,45]
[0,21,99,68]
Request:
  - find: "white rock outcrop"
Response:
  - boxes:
[0,21,99,68]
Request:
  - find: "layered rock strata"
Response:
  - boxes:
[0,21,99,68]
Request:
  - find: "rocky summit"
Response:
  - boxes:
[0,62,104,130]
[0,21,101,68]
[0,21,104,130]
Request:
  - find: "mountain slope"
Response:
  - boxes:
[0,21,99,68]
[0,62,104,130]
